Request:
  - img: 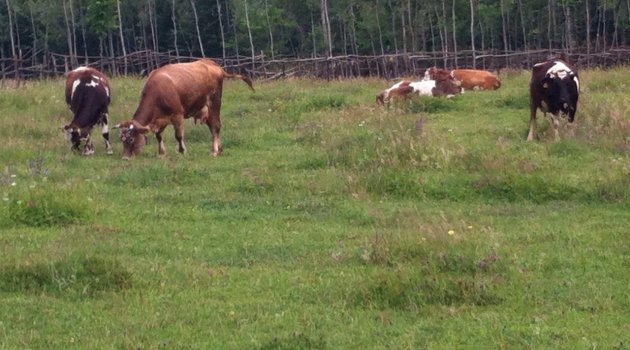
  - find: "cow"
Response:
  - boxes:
[528,57,580,141]
[62,67,112,155]
[113,59,254,159]
[424,67,501,91]
[376,76,462,107]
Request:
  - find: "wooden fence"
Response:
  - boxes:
[2,48,630,84]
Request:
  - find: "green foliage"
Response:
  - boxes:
[86,0,118,38]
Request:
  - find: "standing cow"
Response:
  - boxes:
[528,57,580,141]
[113,59,254,159]
[62,67,112,155]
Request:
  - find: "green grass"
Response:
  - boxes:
[0,70,629,349]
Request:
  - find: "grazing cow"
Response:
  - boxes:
[62,67,112,155]
[528,57,580,141]
[376,76,462,107]
[113,59,254,159]
[424,67,501,90]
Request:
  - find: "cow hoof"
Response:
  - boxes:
[106,149,114,155]
[82,150,95,156]
[122,156,131,161]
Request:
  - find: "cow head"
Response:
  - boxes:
[542,69,579,122]
[113,121,149,159]
[62,125,86,151]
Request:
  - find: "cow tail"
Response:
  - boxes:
[224,71,255,92]
[495,79,502,90]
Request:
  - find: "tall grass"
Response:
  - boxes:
[0,70,628,348]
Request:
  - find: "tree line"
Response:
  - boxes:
[1,0,629,77]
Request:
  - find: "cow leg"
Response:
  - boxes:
[82,133,95,156]
[156,126,168,156]
[206,96,223,156]
[527,104,538,141]
[549,114,560,141]
[173,118,187,154]
[101,113,113,155]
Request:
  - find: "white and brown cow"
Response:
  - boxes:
[113,59,254,159]
[63,67,112,155]
[376,76,462,107]
[528,57,580,141]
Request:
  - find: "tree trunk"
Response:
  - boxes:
[586,0,591,66]
[69,0,78,66]
[28,3,38,67]
[441,0,448,67]
[117,0,128,74]
[264,0,274,59]
[172,0,180,60]
[244,0,255,71]
[216,0,226,60]
[321,0,333,57]
[62,0,75,66]
[470,0,476,68]
[517,0,528,58]
[190,0,205,57]
[310,7,317,58]
[451,0,458,67]
[389,0,399,54]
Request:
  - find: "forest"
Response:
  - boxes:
[1,0,630,76]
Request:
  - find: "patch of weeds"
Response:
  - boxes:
[364,169,422,199]
[295,122,323,146]
[4,183,89,227]
[547,139,589,158]
[408,97,456,113]
[295,155,329,170]
[354,269,501,310]
[493,94,529,110]
[302,95,347,112]
[258,332,326,350]
[472,173,580,203]
[0,256,132,297]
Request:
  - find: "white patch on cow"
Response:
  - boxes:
[573,76,580,91]
[85,79,99,88]
[104,86,110,97]
[102,123,109,134]
[72,67,89,73]
[71,79,81,100]
[546,61,573,79]
[409,80,436,96]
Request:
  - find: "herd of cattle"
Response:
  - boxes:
[375,55,580,142]
[61,56,579,159]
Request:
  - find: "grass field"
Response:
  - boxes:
[0,68,629,349]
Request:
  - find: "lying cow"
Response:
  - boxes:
[113,59,254,159]
[528,57,580,141]
[376,76,462,107]
[62,67,112,155]
[424,67,501,90]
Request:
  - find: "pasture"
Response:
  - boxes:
[0,69,629,349]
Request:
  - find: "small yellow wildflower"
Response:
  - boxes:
[448,230,455,235]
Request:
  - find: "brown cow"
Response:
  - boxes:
[425,67,501,90]
[113,59,254,159]
[62,67,112,155]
